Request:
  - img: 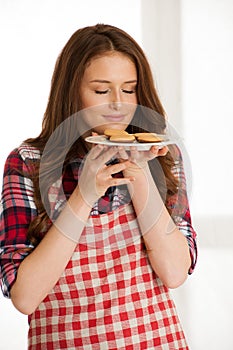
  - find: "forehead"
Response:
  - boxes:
[84,52,137,79]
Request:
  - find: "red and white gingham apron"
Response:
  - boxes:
[28,203,189,349]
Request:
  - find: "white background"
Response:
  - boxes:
[1,0,233,349]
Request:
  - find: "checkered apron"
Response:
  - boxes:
[28,203,188,349]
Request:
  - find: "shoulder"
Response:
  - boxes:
[4,143,41,175]
[5,143,40,161]
[17,143,41,161]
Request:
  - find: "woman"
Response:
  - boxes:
[0,24,197,349]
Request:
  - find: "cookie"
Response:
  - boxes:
[135,133,163,143]
[104,129,129,137]
[133,132,151,137]
[109,134,135,143]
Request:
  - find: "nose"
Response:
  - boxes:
[110,101,122,111]
[109,89,122,111]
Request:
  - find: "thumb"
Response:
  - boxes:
[90,131,99,149]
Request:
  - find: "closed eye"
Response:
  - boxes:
[95,90,109,94]
[94,88,136,94]
[121,89,136,94]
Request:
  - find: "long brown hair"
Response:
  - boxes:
[25,23,178,246]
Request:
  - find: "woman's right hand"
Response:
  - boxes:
[77,145,134,207]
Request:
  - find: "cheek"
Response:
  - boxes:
[131,94,138,104]
[81,94,93,109]
[79,105,105,132]
[81,92,106,110]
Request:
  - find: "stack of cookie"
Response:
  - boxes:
[104,129,163,143]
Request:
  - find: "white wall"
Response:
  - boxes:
[141,1,233,349]
[1,1,233,349]
[141,0,183,134]
[179,1,233,348]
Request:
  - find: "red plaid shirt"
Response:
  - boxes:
[0,143,197,349]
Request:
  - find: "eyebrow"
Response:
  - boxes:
[89,79,137,84]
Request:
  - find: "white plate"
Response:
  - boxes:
[85,135,176,151]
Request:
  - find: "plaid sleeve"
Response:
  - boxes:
[166,145,197,274]
[0,147,37,298]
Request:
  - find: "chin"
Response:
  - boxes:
[100,122,129,132]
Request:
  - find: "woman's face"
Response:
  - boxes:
[79,52,138,135]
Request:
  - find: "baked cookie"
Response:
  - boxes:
[104,129,129,137]
[133,132,151,138]
[135,133,163,143]
[109,134,135,143]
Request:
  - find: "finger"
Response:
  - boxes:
[148,145,159,158]
[158,146,169,156]
[88,144,106,160]
[92,131,99,136]
[129,146,138,161]
[109,176,135,187]
[90,133,99,149]
[117,146,129,160]
[95,146,119,165]
[104,160,130,176]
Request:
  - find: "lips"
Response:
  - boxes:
[102,114,126,122]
